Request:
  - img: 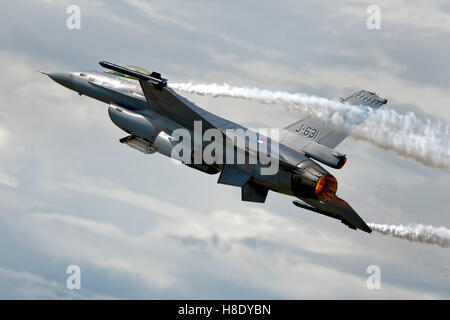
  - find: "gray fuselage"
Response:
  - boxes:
[48,70,314,197]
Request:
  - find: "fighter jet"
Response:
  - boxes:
[45,61,387,233]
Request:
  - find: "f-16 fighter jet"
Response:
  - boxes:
[45,61,387,233]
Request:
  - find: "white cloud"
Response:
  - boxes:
[0,171,18,188]
[1,1,450,299]
[19,177,446,298]
[340,0,450,34]
[0,127,10,148]
[0,266,58,288]
[124,0,197,31]
[0,266,117,299]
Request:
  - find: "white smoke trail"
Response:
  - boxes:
[169,83,450,172]
[368,223,450,248]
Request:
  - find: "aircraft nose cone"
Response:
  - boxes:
[48,72,73,88]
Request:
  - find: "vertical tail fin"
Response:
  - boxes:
[284,90,387,149]
[341,90,387,110]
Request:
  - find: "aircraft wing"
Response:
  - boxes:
[293,196,372,233]
[100,61,242,132]
[285,90,387,149]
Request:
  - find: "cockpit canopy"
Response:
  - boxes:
[105,65,152,80]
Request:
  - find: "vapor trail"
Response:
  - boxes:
[368,223,450,248]
[169,83,450,172]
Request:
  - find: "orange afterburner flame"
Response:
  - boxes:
[315,175,338,199]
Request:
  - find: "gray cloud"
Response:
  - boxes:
[0,0,449,299]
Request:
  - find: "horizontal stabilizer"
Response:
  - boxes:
[293,196,372,233]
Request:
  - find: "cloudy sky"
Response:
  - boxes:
[0,0,449,299]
